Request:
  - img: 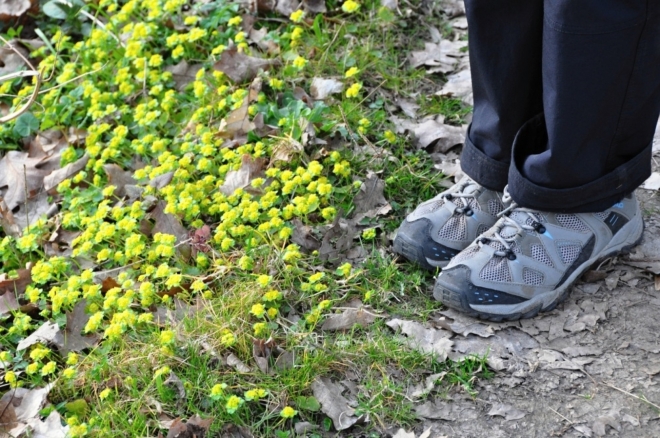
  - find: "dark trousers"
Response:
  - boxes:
[460,0,660,213]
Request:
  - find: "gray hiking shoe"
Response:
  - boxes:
[434,191,644,321]
[393,175,506,270]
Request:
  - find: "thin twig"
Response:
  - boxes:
[602,381,660,412]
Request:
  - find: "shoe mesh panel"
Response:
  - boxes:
[476,223,490,236]
[523,268,544,286]
[407,199,445,221]
[488,199,504,216]
[452,245,481,263]
[531,244,554,267]
[438,215,467,241]
[558,244,582,265]
[594,211,609,221]
[479,258,512,283]
[556,214,590,233]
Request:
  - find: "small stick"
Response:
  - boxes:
[602,381,660,412]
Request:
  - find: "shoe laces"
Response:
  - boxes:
[478,187,546,259]
[441,177,481,215]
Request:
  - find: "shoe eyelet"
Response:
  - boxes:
[506,251,517,261]
[445,194,453,200]
[479,237,489,244]
[532,221,546,234]
[464,208,473,217]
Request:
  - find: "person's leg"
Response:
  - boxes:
[508,0,660,212]
[436,1,660,321]
[393,0,543,270]
[460,0,543,191]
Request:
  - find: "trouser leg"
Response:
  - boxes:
[508,0,660,212]
[460,0,544,192]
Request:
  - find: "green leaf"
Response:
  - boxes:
[13,112,39,137]
[295,395,321,412]
[42,1,68,19]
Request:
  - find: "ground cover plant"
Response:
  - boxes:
[0,0,482,435]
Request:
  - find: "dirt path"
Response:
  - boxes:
[401,190,660,438]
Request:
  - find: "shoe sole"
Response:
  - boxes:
[393,233,449,271]
[433,215,645,322]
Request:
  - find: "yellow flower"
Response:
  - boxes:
[362,228,376,240]
[41,361,57,375]
[280,406,297,418]
[210,383,227,400]
[345,66,360,78]
[251,303,266,318]
[263,289,282,301]
[346,82,362,98]
[290,9,304,22]
[256,275,271,287]
[293,56,307,69]
[384,130,396,143]
[225,395,244,414]
[342,0,360,12]
[160,329,175,345]
[99,388,112,400]
[228,16,242,26]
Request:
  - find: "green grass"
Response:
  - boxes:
[0,0,483,436]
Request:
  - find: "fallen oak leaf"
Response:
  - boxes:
[0,151,50,210]
[59,300,101,354]
[0,197,21,237]
[321,303,379,331]
[487,403,527,421]
[164,60,203,91]
[149,201,191,258]
[103,163,137,198]
[42,153,89,193]
[213,46,278,83]
[409,40,467,72]
[310,77,343,100]
[435,68,473,105]
[219,154,267,196]
[217,77,263,141]
[290,218,320,251]
[386,319,453,361]
[310,377,364,431]
[16,321,63,351]
[0,384,54,436]
[166,414,213,438]
[351,172,391,222]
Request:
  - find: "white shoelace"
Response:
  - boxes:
[441,177,481,214]
[479,187,545,258]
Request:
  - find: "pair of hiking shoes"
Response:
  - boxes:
[393,176,644,321]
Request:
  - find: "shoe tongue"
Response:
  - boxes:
[499,211,529,239]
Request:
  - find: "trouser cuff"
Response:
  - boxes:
[507,114,652,213]
[460,125,510,192]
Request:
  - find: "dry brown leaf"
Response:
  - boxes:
[150,201,190,258]
[0,384,53,436]
[27,409,69,438]
[290,218,320,251]
[0,268,31,315]
[321,306,377,331]
[386,319,453,361]
[13,191,53,231]
[318,215,359,264]
[414,119,465,151]
[252,338,276,373]
[435,309,494,338]
[439,0,465,17]
[213,46,277,83]
[103,163,137,198]
[409,40,467,73]
[17,321,63,351]
[219,154,266,196]
[164,371,186,402]
[164,60,203,91]
[487,403,526,421]
[60,300,100,354]
[303,0,326,13]
[45,226,81,258]
[436,69,473,105]
[43,153,89,193]
[0,151,50,210]
[0,197,20,237]
[269,137,303,164]
[310,377,363,431]
[414,400,456,421]
[166,414,212,438]
[149,171,174,189]
[309,77,343,100]
[0,0,36,21]
[396,98,420,119]
[351,172,391,222]
[217,78,263,142]
[226,353,251,373]
[407,372,446,399]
